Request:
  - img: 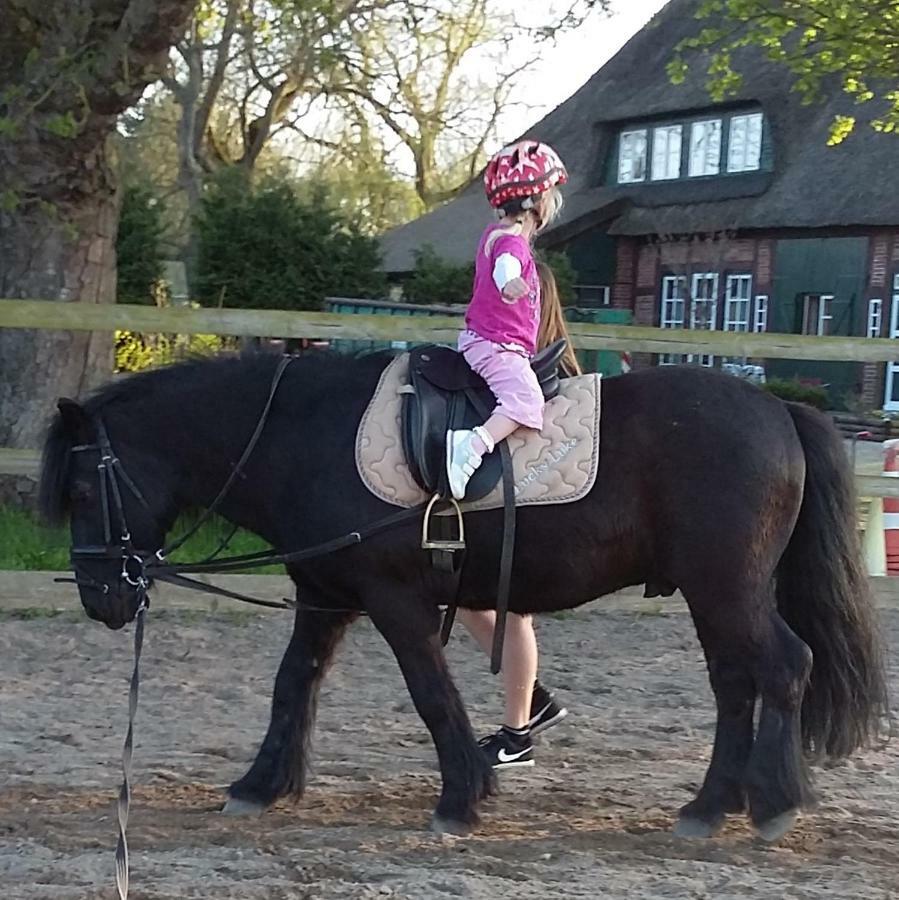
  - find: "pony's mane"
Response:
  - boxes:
[38,349,391,525]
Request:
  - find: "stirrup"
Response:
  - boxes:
[421,493,466,552]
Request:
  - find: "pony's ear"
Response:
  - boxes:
[57,398,93,444]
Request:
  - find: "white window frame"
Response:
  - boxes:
[618,129,648,184]
[868,298,883,339]
[651,124,683,181]
[660,275,687,365]
[727,113,763,173]
[724,274,753,332]
[689,119,722,177]
[689,273,719,367]
[886,276,899,410]
[573,284,610,306]
[753,294,769,333]
[800,293,834,336]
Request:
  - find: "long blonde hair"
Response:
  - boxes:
[484,188,564,257]
[537,260,582,376]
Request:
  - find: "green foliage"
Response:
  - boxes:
[300,121,425,234]
[116,184,166,305]
[403,245,579,307]
[762,377,830,410]
[671,0,899,143]
[0,506,279,573]
[538,250,577,306]
[405,245,474,306]
[194,171,386,311]
[117,93,186,250]
[114,327,225,373]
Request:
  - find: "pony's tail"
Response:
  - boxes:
[776,401,888,759]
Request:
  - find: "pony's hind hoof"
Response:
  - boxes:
[754,809,798,843]
[431,814,474,837]
[222,796,267,817]
[673,814,723,840]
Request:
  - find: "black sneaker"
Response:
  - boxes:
[478,726,534,770]
[527,682,568,736]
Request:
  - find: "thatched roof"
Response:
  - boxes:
[381,0,899,272]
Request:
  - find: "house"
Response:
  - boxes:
[380,0,899,410]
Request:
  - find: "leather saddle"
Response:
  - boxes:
[400,339,567,502]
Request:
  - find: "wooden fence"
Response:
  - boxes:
[4,296,899,578]
[3,298,899,360]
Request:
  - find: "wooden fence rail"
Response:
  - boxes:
[3,298,899,361]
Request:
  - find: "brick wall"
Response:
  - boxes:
[861,363,884,410]
[756,240,773,290]
[862,231,899,409]
[611,238,637,310]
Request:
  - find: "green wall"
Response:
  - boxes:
[766,237,868,408]
[556,231,617,287]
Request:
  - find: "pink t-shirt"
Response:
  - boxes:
[464,224,540,355]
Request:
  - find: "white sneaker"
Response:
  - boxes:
[446,429,484,500]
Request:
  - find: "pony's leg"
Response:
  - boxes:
[225,607,356,815]
[744,612,815,842]
[366,593,496,835]
[676,609,756,838]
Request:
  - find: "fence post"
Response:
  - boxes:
[882,439,899,575]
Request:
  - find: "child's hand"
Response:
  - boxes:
[501,277,529,303]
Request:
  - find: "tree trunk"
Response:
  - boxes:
[0,192,118,448]
[0,0,198,449]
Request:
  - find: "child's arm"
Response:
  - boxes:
[493,253,529,303]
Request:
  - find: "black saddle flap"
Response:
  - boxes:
[400,341,567,499]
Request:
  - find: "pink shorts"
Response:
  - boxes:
[458,331,544,431]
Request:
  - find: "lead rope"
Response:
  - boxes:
[115,593,147,900]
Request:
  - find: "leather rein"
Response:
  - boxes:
[59,355,439,900]
[60,356,427,613]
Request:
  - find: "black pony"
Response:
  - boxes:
[39,351,887,840]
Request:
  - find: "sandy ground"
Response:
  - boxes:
[2,602,899,900]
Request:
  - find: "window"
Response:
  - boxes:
[690,273,719,366]
[868,298,883,339]
[614,110,765,186]
[724,275,753,332]
[660,275,687,365]
[689,120,722,177]
[618,130,647,183]
[727,113,763,172]
[574,284,610,306]
[652,125,682,181]
[754,295,769,333]
[722,275,752,366]
[800,293,834,336]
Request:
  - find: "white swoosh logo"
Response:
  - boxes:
[496,747,530,763]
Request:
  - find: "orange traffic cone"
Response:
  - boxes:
[884,439,899,575]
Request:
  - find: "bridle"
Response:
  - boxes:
[63,417,155,599]
[60,355,303,612]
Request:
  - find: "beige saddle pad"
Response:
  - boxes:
[355,353,601,512]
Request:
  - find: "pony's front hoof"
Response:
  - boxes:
[754,809,798,843]
[222,795,268,817]
[673,814,724,840]
[431,814,475,837]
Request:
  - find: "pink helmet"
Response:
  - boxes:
[484,140,568,212]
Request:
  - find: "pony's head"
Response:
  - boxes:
[40,398,171,629]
